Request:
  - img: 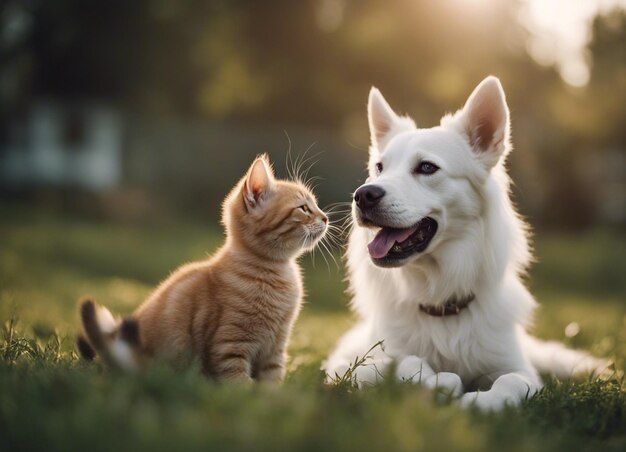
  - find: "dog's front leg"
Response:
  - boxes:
[395,356,464,397]
[459,371,540,411]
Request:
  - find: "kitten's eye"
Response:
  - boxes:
[375,162,383,175]
[298,205,310,213]
[415,161,439,175]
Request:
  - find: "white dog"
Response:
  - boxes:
[324,76,607,410]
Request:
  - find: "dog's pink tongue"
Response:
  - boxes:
[367,226,418,259]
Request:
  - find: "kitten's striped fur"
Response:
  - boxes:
[78,155,327,382]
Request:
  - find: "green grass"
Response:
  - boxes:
[1,203,625,451]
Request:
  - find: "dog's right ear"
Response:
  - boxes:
[368,88,415,151]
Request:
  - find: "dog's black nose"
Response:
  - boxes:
[354,185,385,210]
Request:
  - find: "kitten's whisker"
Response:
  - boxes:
[284,130,294,181]
[327,212,352,221]
[300,155,323,184]
[293,144,317,181]
[319,237,340,270]
[325,224,342,234]
[326,222,345,230]
[328,239,346,252]
[298,142,317,167]
[326,233,344,245]
[306,176,323,184]
[309,181,323,192]
[328,220,349,235]
[347,140,368,153]
[302,176,324,194]
[299,158,323,190]
[327,212,352,220]
[325,231,345,249]
[329,221,349,231]
[337,218,353,230]
[324,206,351,213]
[321,233,340,251]
[323,201,352,209]
[305,232,318,269]
[316,238,333,271]
[294,146,323,186]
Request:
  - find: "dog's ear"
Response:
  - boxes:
[368,87,399,144]
[368,87,415,151]
[459,76,510,169]
[244,154,274,210]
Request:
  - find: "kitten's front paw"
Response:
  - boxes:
[257,366,285,383]
[223,372,254,385]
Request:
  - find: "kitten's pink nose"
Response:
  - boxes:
[321,214,328,224]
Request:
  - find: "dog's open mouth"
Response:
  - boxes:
[367,217,438,266]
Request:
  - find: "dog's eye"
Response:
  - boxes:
[298,205,310,213]
[375,162,383,175]
[415,161,439,175]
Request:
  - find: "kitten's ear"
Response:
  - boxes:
[459,76,510,169]
[368,87,415,150]
[244,155,275,209]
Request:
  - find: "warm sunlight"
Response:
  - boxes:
[450,0,626,86]
[520,0,626,86]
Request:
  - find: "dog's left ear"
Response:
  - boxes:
[459,76,510,169]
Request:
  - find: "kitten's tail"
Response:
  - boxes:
[77,299,142,371]
[522,333,611,378]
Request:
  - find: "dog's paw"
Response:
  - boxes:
[325,360,384,388]
[395,356,435,383]
[325,361,350,384]
[353,363,385,388]
[459,373,537,411]
[396,357,463,397]
[424,372,464,397]
[459,390,514,411]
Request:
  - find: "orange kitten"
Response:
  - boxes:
[77,155,328,382]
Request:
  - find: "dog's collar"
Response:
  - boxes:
[419,293,475,317]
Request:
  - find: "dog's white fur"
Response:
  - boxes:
[324,76,607,411]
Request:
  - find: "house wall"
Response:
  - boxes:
[0,102,122,191]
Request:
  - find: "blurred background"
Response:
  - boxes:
[0,0,624,343]
[0,0,624,227]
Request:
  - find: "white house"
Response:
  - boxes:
[0,101,123,191]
